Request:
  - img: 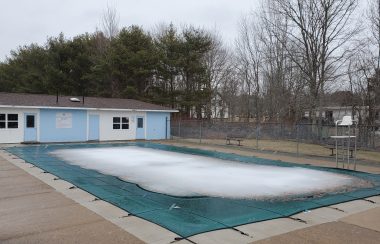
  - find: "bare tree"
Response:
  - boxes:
[259,5,305,122]
[235,6,305,123]
[204,31,233,119]
[347,47,378,146]
[235,16,262,122]
[367,0,380,125]
[101,4,120,40]
[268,0,359,126]
[220,72,241,120]
[368,0,380,54]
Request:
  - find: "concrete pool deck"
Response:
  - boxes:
[1,142,380,243]
[0,152,143,244]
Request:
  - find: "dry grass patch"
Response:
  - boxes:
[175,138,380,163]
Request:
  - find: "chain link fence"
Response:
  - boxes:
[170,119,380,161]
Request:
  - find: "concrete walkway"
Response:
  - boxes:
[255,209,380,244]
[0,155,143,244]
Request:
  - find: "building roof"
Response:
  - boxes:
[0,92,177,112]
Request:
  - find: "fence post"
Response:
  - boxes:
[372,126,375,149]
[256,124,259,149]
[296,124,299,157]
[178,118,181,139]
[199,119,202,144]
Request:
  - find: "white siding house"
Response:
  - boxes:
[0,92,177,144]
[304,106,372,124]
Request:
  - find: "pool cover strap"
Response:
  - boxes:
[6,143,380,238]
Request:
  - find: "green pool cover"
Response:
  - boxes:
[5,143,380,238]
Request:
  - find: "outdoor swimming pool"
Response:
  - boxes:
[51,146,360,199]
[6,143,380,238]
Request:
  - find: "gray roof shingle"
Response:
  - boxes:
[0,92,176,111]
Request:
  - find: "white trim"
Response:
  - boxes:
[0,105,178,113]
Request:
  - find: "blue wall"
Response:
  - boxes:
[40,109,87,142]
[146,112,170,140]
[88,114,99,141]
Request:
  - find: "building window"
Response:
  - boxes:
[113,117,129,130]
[325,111,333,124]
[137,117,143,128]
[122,117,129,129]
[0,113,18,129]
[7,114,18,128]
[113,117,120,129]
[26,115,35,128]
[0,114,5,129]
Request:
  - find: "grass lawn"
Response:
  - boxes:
[176,138,380,163]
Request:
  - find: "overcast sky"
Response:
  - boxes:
[0,0,258,61]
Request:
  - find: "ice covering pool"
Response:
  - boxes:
[6,143,380,238]
[51,146,357,199]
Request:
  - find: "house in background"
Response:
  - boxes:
[304,106,380,125]
[320,106,360,124]
[0,92,177,144]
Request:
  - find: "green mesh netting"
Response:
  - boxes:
[5,142,380,238]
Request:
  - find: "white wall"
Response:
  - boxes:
[0,107,39,143]
[332,109,352,122]
[329,109,364,122]
[97,110,146,141]
[307,107,365,122]
[0,107,169,143]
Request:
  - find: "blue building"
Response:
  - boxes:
[0,92,177,143]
